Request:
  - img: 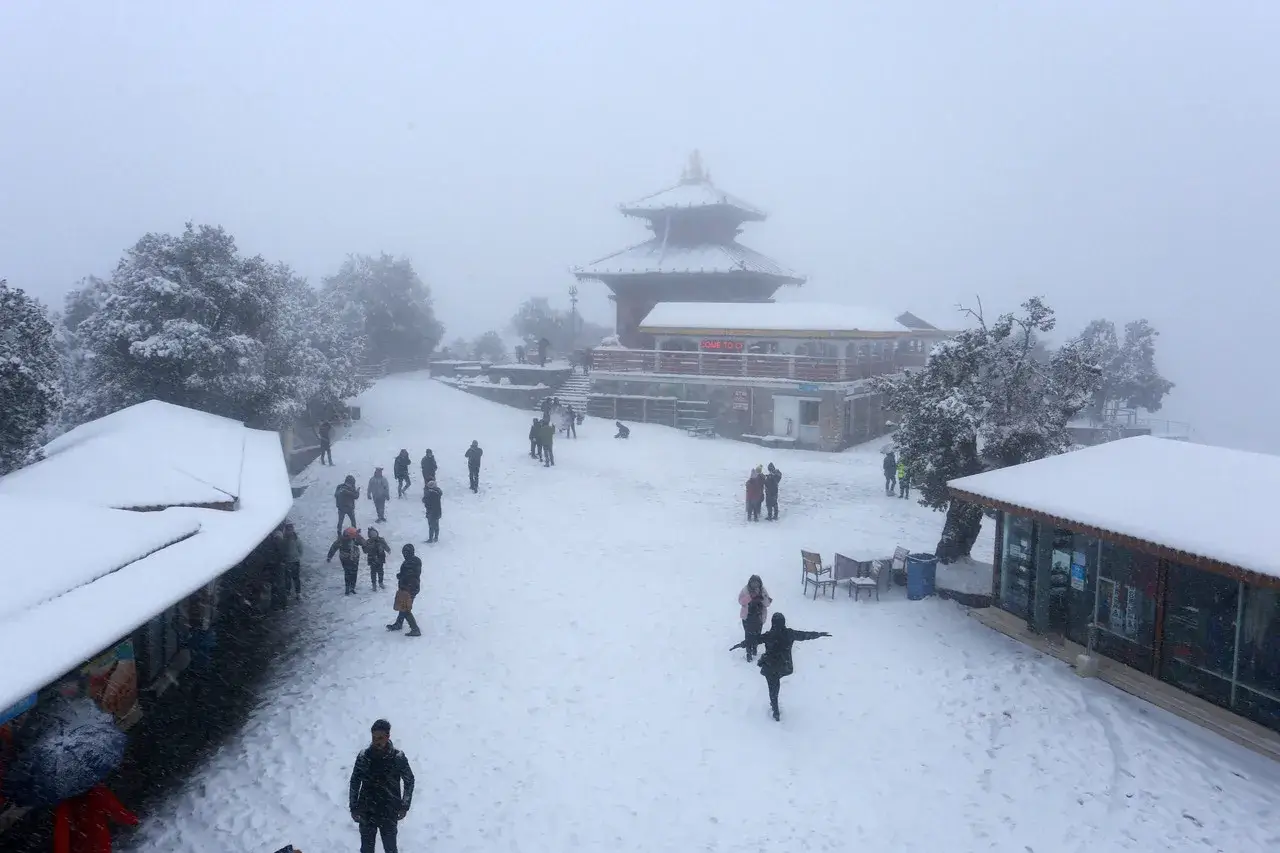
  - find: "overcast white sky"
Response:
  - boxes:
[3,1,1278,452]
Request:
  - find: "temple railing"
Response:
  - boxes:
[590,349,900,382]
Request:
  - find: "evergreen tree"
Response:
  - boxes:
[472,330,507,363]
[321,253,444,365]
[71,223,367,428]
[873,297,1102,561]
[1075,318,1174,420]
[0,279,64,474]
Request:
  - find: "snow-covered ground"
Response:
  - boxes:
[125,372,1280,853]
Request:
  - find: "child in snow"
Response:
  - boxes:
[529,417,543,460]
[897,461,910,499]
[745,466,765,522]
[731,613,831,721]
[393,449,412,497]
[326,527,366,595]
[364,527,391,591]
[614,421,630,439]
[737,575,773,662]
[367,467,391,523]
[422,480,443,543]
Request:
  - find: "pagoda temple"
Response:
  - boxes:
[574,152,805,347]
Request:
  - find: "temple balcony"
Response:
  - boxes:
[590,348,904,383]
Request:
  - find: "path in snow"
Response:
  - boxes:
[126,373,1280,853]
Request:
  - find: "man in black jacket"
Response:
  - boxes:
[763,463,783,520]
[528,417,543,460]
[465,440,483,491]
[349,719,415,853]
[386,544,423,636]
[422,480,443,543]
[335,475,360,535]
[420,449,437,484]
[318,420,333,466]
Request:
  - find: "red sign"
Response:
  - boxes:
[700,339,744,352]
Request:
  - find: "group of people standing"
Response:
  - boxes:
[744,462,783,521]
[882,450,911,498]
[528,395,580,467]
[731,574,830,721]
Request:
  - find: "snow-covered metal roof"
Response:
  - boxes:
[638,302,911,335]
[0,400,248,509]
[576,240,802,279]
[948,436,1280,581]
[0,402,294,711]
[619,180,766,220]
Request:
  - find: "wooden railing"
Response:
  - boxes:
[590,349,898,382]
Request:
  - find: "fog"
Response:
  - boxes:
[3,1,1278,452]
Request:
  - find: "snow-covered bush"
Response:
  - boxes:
[873,297,1102,561]
[0,279,64,474]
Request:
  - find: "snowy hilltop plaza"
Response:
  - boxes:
[124,373,1280,853]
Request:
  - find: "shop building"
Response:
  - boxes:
[588,301,951,450]
[949,436,1280,735]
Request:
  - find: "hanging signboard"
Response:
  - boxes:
[732,390,750,411]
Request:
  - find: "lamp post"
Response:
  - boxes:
[568,284,580,347]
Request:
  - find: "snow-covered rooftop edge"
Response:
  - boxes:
[948,436,1280,581]
[0,428,293,711]
[639,302,911,334]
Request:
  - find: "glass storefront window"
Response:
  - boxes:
[1160,562,1240,708]
[1094,542,1158,672]
[1236,585,1280,732]
[999,514,1035,620]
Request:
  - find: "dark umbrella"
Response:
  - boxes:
[1,697,128,808]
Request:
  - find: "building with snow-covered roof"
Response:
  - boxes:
[574,151,805,349]
[0,400,294,836]
[948,436,1280,736]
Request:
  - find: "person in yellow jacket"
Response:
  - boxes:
[897,461,910,500]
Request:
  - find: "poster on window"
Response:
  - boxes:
[1109,583,1125,633]
[1070,563,1086,591]
[1124,586,1139,638]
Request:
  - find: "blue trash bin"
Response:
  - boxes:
[906,553,938,600]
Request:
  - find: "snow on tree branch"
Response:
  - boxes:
[0,279,64,474]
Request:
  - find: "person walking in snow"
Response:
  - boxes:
[614,421,630,439]
[540,395,554,424]
[420,449,438,485]
[393,450,412,498]
[737,575,773,662]
[730,613,831,721]
[897,460,910,500]
[349,718,415,853]
[465,440,483,491]
[318,420,333,466]
[367,468,391,524]
[562,405,576,439]
[327,527,366,595]
[386,544,423,636]
[540,420,555,467]
[529,417,543,460]
[763,463,783,521]
[335,475,361,535]
[280,521,303,600]
[745,466,765,522]
[268,527,290,611]
[364,527,391,591]
[537,336,549,367]
[422,479,443,543]
[882,450,897,497]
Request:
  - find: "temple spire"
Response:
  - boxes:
[680,150,707,185]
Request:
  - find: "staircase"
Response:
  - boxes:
[533,368,593,414]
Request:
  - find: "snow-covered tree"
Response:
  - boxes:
[509,296,611,353]
[71,224,367,429]
[0,279,64,474]
[445,337,472,360]
[1075,318,1174,420]
[472,331,506,363]
[321,253,444,365]
[873,297,1102,562]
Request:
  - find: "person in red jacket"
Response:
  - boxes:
[744,466,765,522]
